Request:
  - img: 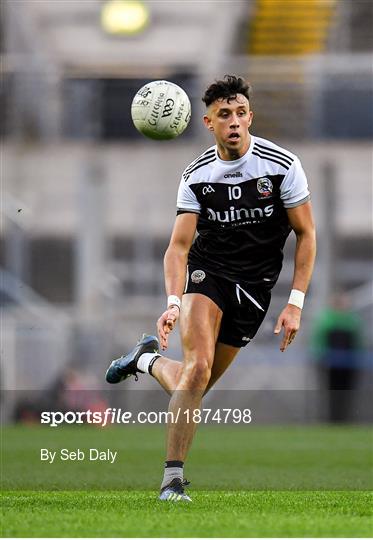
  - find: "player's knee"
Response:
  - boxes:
[182,358,211,388]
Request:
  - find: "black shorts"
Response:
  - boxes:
[184,265,271,348]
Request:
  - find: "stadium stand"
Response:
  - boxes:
[1,1,372,419]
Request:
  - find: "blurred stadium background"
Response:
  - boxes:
[1,0,372,423]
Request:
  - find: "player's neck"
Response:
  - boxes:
[217,134,251,161]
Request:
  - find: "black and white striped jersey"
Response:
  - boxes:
[176,135,310,286]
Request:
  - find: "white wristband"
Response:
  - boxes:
[167,295,181,310]
[288,289,305,309]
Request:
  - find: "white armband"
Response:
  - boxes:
[288,289,305,309]
[167,295,181,310]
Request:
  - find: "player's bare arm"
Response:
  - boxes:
[157,212,198,350]
[274,201,316,352]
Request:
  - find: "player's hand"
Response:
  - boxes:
[274,304,301,352]
[157,305,180,351]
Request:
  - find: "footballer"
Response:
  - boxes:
[106,75,316,501]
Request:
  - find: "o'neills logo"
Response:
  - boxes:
[207,204,274,223]
[224,171,243,178]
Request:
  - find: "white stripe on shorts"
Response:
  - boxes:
[235,284,264,311]
[184,265,190,294]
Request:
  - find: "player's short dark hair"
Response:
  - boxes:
[202,75,251,107]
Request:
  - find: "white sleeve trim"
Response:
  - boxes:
[280,156,310,208]
[177,207,201,214]
[283,194,311,209]
[176,179,201,214]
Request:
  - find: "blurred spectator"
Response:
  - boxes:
[48,367,109,413]
[14,367,109,424]
[311,291,363,423]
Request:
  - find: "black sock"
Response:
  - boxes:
[165,460,184,468]
[148,354,160,376]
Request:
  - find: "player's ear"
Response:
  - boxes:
[203,115,213,131]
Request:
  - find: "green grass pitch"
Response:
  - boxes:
[1,425,372,537]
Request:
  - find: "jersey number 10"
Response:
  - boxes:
[228,186,242,200]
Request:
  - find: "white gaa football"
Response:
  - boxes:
[131,80,191,140]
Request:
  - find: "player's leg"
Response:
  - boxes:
[154,267,228,395]
[165,292,222,461]
[150,355,182,394]
[204,342,240,394]
[151,342,239,395]
[159,293,222,500]
[157,343,239,501]
[153,288,240,395]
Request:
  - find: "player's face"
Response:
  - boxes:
[204,94,253,159]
